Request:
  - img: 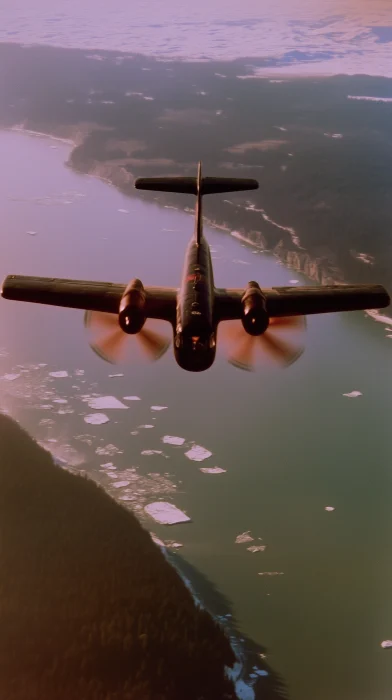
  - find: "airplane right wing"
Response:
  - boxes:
[215,284,390,322]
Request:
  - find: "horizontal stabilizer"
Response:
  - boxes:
[134,175,259,196]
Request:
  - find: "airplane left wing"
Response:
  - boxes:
[215,284,390,321]
[1,275,178,324]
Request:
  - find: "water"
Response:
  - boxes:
[1,130,392,699]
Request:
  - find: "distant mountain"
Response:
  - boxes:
[1,42,391,298]
[0,412,236,700]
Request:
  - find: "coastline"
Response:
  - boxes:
[5,124,390,330]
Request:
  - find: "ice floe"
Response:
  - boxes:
[138,424,154,429]
[325,506,335,512]
[109,373,124,377]
[117,209,129,214]
[141,450,165,456]
[49,371,68,378]
[84,413,110,425]
[162,435,185,446]
[144,501,191,525]
[100,462,116,469]
[381,640,392,649]
[247,545,266,553]
[74,369,85,376]
[53,399,68,404]
[235,531,254,544]
[366,309,392,325]
[95,444,123,456]
[348,95,392,103]
[343,391,362,398]
[289,279,299,284]
[200,467,226,474]
[150,405,168,411]
[123,396,141,401]
[185,444,212,462]
[26,230,37,235]
[112,480,130,488]
[87,396,128,409]
[258,572,284,576]
[2,373,21,381]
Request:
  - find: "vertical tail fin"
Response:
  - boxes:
[196,161,202,246]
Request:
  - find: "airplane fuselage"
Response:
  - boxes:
[174,236,216,371]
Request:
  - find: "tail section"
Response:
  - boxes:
[134,163,259,197]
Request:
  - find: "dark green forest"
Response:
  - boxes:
[0,42,392,293]
[0,413,236,700]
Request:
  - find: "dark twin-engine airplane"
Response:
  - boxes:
[1,163,390,372]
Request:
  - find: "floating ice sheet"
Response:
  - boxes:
[185,444,212,462]
[247,545,266,553]
[109,373,124,378]
[200,467,226,474]
[84,413,110,425]
[235,531,254,544]
[2,373,21,381]
[95,444,123,456]
[289,279,299,284]
[258,572,284,576]
[138,424,154,429]
[123,396,141,401]
[343,391,362,398]
[118,209,129,213]
[49,371,68,378]
[381,640,392,649]
[53,399,68,404]
[87,396,128,409]
[141,450,165,456]
[112,480,130,488]
[144,502,191,525]
[325,506,335,512]
[150,405,168,411]
[162,435,186,446]
[74,369,85,376]
[100,462,116,469]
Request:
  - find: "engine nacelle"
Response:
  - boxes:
[241,281,269,336]
[119,278,146,334]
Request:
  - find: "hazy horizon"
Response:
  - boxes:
[1,0,392,77]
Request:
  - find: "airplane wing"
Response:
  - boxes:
[1,275,178,324]
[215,284,390,321]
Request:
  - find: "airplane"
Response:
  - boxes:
[1,162,390,372]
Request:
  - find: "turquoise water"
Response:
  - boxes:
[1,130,392,699]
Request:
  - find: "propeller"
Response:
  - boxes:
[84,311,171,365]
[219,315,306,371]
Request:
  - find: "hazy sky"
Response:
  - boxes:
[1,0,391,76]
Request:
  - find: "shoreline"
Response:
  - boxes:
[6,124,390,330]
